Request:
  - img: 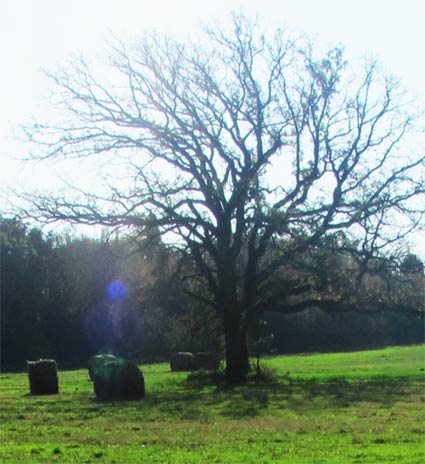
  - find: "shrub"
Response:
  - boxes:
[250,365,279,384]
[27,359,59,395]
[92,358,145,401]
[194,352,220,371]
[186,368,225,388]
[170,352,196,371]
[88,354,117,380]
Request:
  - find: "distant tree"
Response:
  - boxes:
[395,254,424,312]
[19,16,424,382]
[108,231,222,360]
[0,218,52,369]
[400,254,424,275]
[44,235,117,364]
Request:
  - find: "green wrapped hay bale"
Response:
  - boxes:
[92,358,145,401]
[27,359,59,395]
[88,354,117,380]
[170,352,196,371]
[195,352,220,371]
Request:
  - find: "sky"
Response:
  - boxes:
[0,0,424,253]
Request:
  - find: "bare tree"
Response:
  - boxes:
[19,16,424,382]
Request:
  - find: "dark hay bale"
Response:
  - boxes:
[170,352,196,371]
[92,358,145,401]
[194,352,220,371]
[88,354,117,380]
[27,359,59,395]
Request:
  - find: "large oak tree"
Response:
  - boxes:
[20,16,424,382]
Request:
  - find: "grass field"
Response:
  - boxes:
[1,345,424,463]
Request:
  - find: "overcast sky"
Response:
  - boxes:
[1,0,424,252]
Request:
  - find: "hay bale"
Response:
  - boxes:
[88,354,117,380]
[92,358,145,401]
[170,352,196,371]
[195,352,220,371]
[27,359,59,395]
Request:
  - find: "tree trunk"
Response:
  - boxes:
[224,315,250,384]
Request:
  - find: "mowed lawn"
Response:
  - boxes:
[1,345,424,463]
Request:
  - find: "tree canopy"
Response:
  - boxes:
[18,16,424,382]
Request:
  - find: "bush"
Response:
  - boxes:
[194,352,220,371]
[186,368,225,388]
[88,354,117,380]
[92,358,145,401]
[170,352,196,371]
[27,359,59,395]
[250,365,279,384]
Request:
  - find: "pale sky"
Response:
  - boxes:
[1,0,424,253]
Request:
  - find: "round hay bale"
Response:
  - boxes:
[92,358,145,401]
[27,359,59,395]
[88,354,117,380]
[195,352,220,371]
[170,352,196,371]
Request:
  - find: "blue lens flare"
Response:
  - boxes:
[106,280,128,302]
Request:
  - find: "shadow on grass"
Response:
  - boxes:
[81,372,421,421]
[278,375,417,409]
[166,371,419,419]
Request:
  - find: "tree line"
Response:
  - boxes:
[1,217,423,371]
[0,218,220,370]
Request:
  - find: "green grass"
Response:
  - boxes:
[1,345,424,463]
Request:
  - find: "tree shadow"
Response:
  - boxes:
[76,372,421,421]
[180,372,420,419]
[285,375,418,408]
